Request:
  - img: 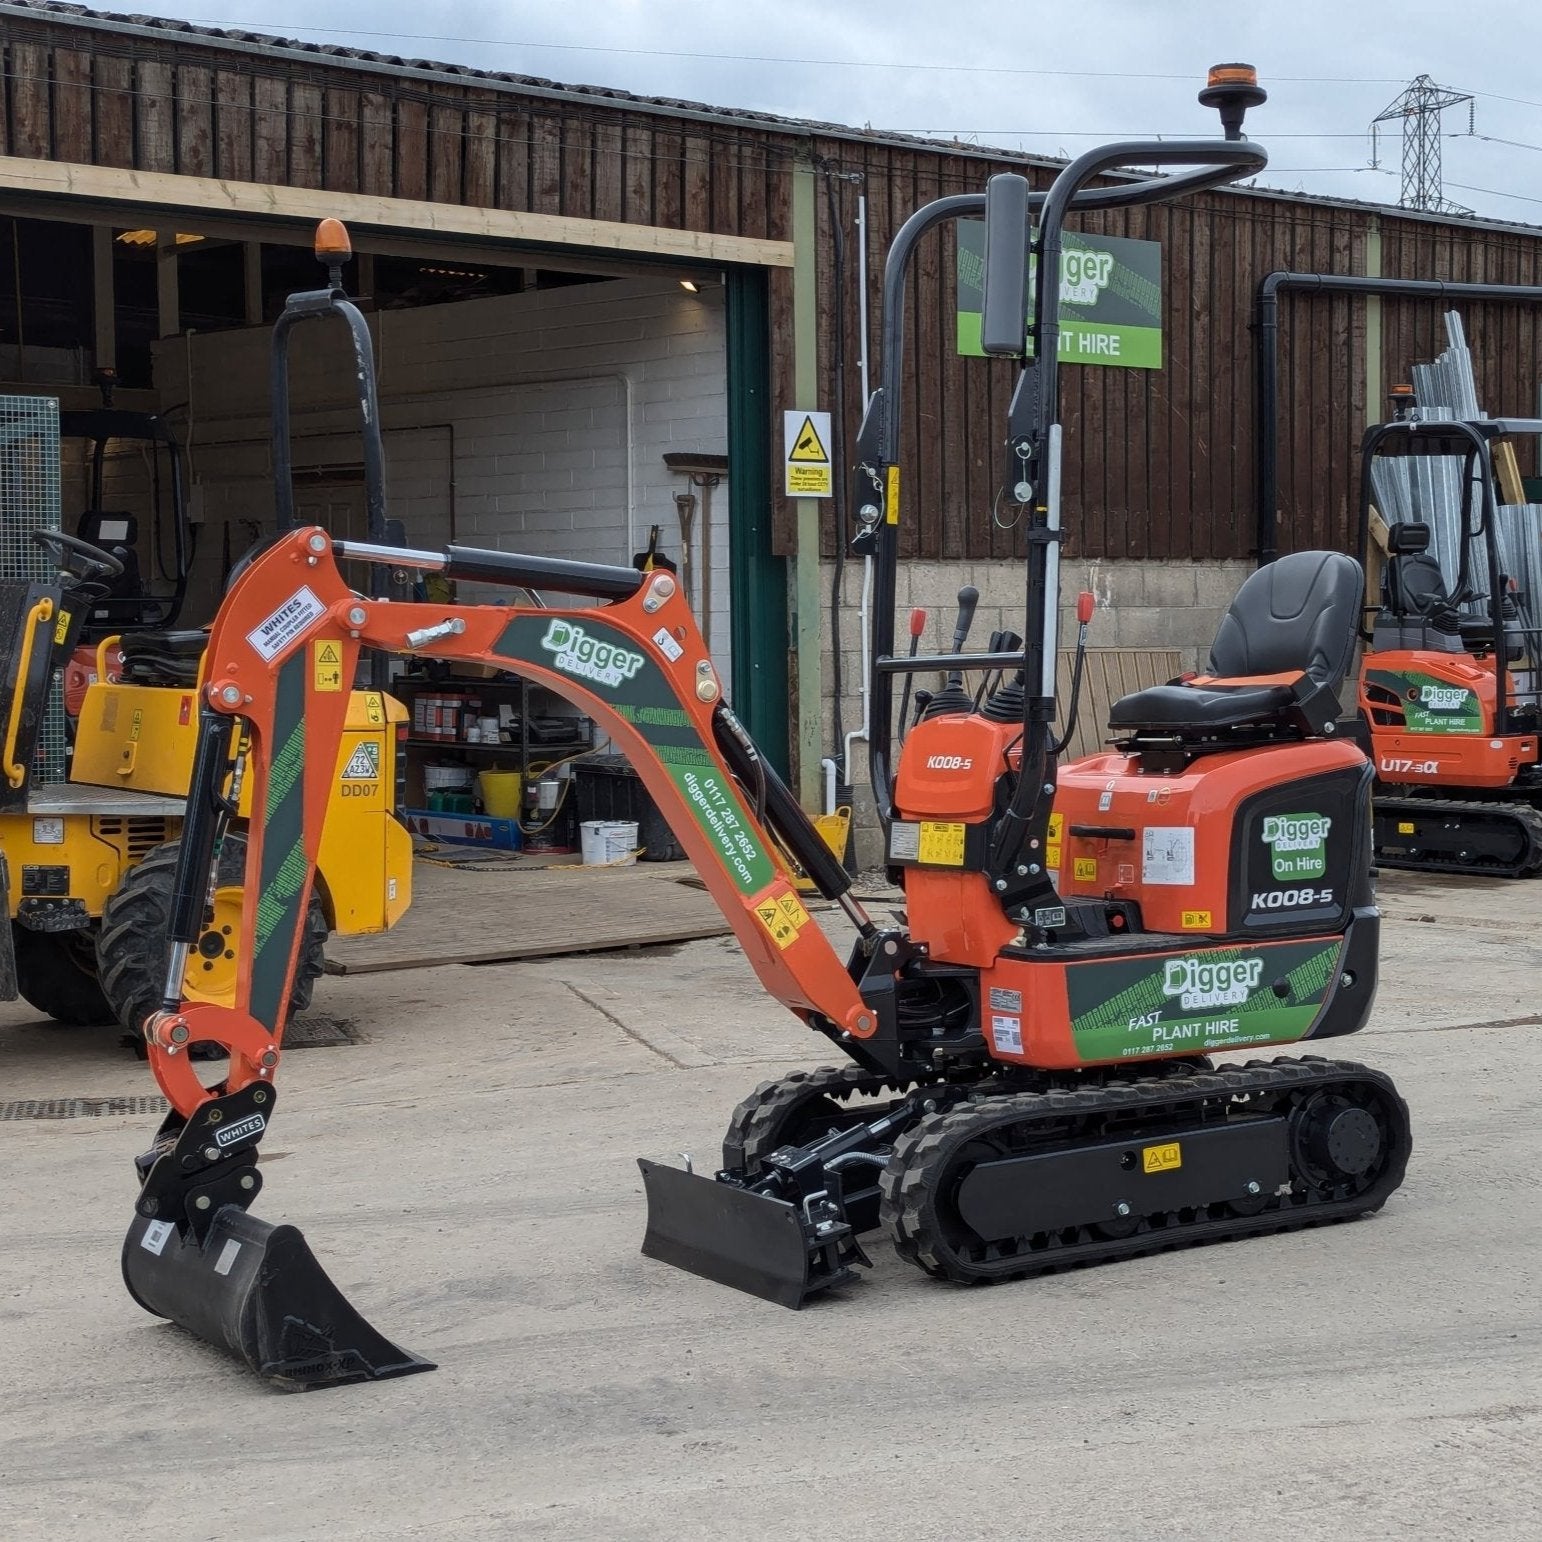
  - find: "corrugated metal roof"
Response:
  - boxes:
[3,0,1540,237]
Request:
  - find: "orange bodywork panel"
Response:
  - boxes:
[1361,647,1537,788]
[145,530,870,1118]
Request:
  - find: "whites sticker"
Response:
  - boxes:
[1143,826,1196,886]
[990,1014,1024,1054]
[213,1239,243,1277]
[246,586,325,661]
[139,1219,175,1256]
[652,627,684,663]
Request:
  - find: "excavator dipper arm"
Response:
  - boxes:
[124,528,873,1387]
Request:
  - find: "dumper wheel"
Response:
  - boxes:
[96,835,328,1035]
[13,925,115,1025]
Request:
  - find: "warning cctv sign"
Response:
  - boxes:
[783,410,832,498]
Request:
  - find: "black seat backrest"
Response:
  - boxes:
[76,511,141,597]
[1206,550,1364,696]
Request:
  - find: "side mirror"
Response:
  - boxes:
[980,173,1031,357]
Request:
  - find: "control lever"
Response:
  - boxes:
[896,607,928,742]
[921,586,981,720]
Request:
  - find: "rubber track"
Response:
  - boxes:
[1373,795,1542,878]
[722,1064,916,1173]
[879,1056,1411,1284]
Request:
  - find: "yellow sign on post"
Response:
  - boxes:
[783,409,833,498]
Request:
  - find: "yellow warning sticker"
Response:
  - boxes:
[917,820,966,867]
[886,465,901,524]
[1180,909,1213,930]
[788,415,829,464]
[129,707,143,742]
[364,692,385,725]
[755,897,801,950]
[313,639,344,692]
[1046,811,1064,871]
[53,609,71,645]
[777,892,811,930]
[1143,1141,1182,1174]
[1073,856,1097,882]
[1397,821,1415,834]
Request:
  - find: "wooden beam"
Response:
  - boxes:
[1493,439,1525,506]
[0,155,796,269]
[92,224,115,371]
[156,234,178,339]
[243,240,263,325]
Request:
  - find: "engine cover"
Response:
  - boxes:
[1053,738,1374,938]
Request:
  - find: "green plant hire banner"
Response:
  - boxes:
[956,221,1162,368]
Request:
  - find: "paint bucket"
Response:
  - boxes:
[478,770,522,819]
[580,820,640,866]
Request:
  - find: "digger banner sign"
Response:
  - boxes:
[956,222,1162,368]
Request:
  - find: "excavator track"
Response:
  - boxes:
[722,1064,918,1173]
[1372,794,1542,878]
[879,1056,1410,1284]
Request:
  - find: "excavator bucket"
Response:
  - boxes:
[638,1158,864,1309]
[123,1208,434,1391]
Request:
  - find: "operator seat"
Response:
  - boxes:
[1107,550,1363,743]
[1372,521,1464,653]
[117,629,207,688]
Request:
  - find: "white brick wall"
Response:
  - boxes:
[152,275,732,676]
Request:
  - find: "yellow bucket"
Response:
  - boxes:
[478,769,522,819]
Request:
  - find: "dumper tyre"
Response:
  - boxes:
[96,835,327,1035]
[13,924,115,1025]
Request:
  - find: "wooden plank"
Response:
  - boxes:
[215,68,252,183]
[621,118,651,224]
[430,104,463,204]
[289,81,323,189]
[252,74,287,185]
[325,86,361,194]
[323,861,733,974]
[10,42,51,159]
[592,118,623,224]
[395,97,429,201]
[683,132,711,231]
[464,108,497,208]
[494,107,529,211]
[528,110,562,215]
[52,49,93,165]
[0,155,798,268]
[711,131,742,236]
[175,63,213,178]
[563,117,594,219]
[1494,440,1525,506]
[653,124,683,228]
[94,54,134,170]
[136,59,175,174]
[359,91,393,197]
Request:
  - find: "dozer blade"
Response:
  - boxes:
[123,1207,434,1391]
[638,1158,863,1309]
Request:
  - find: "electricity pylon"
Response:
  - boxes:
[1371,75,1475,216]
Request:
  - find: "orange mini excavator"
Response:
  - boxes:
[122,67,1409,1389]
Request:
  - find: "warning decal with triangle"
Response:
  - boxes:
[313,637,345,692]
[783,409,834,498]
[341,741,381,781]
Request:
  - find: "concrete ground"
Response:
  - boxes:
[2,866,1540,1541]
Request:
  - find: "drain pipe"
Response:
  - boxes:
[1256,271,1542,566]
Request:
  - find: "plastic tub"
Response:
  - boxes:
[478,769,522,819]
[580,820,640,866]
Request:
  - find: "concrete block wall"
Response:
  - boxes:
[821,555,1250,863]
[151,276,732,675]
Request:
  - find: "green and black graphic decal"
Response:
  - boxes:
[251,654,308,1030]
[1066,939,1342,1061]
[1260,812,1331,881]
[495,615,775,894]
[956,221,1162,367]
[1365,667,1483,734]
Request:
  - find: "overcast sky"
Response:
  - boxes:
[109,0,1542,225]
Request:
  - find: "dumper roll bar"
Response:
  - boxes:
[856,105,1266,894]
